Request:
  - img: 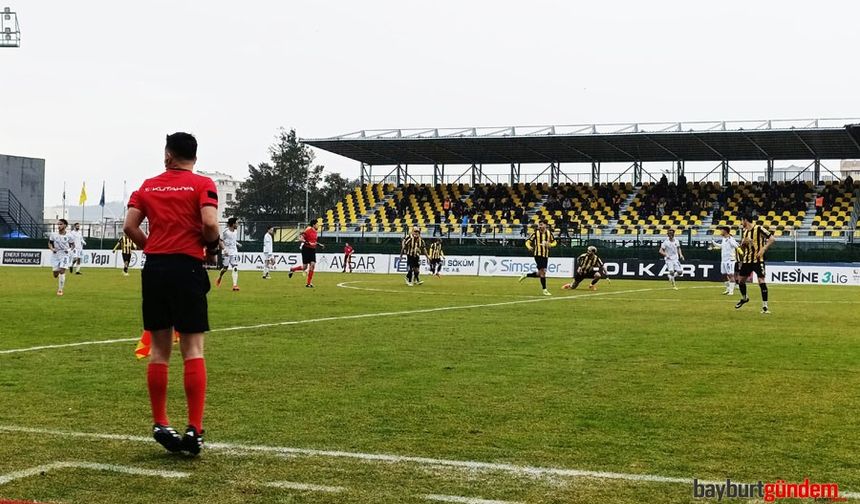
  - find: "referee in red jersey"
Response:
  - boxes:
[123,132,220,456]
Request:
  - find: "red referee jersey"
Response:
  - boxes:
[302,226,318,249]
[344,245,353,255]
[128,168,218,260]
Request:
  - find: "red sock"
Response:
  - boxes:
[147,363,169,426]
[307,269,314,285]
[290,265,303,272]
[183,358,207,432]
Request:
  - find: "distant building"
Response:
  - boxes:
[197,170,242,222]
[1,154,45,237]
[840,160,860,180]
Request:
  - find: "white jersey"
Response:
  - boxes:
[712,236,739,263]
[49,232,74,256]
[263,233,273,254]
[660,238,681,261]
[222,229,239,255]
[69,230,86,251]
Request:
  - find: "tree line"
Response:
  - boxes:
[226,128,357,238]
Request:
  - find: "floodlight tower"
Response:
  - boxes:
[1,7,20,48]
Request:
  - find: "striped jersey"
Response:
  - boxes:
[740,225,773,263]
[428,242,444,260]
[401,235,426,257]
[576,252,604,273]
[527,229,557,257]
[113,236,135,254]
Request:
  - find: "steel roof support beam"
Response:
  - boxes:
[360,163,371,185]
[557,141,597,163]
[814,159,821,183]
[741,133,771,158]
[691,134,727,160]
[766,159,774,184]
[792,131,818,158]
[643,135,680,160]
[471,164,483,186]
[600,139,636,161]
[592,162,601,185]
[510,163,520,185]
[721,160,729,186]
[433,164,444,186]
[550,163,560,186]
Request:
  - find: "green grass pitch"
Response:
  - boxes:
[0,267,858,503]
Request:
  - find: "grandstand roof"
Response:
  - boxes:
[305,119,860,165]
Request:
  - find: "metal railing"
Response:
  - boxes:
[0,189,44,237]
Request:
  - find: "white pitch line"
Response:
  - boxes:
[0,460,188,485]
[263,480,346,493]
[0,284,689,355]
[2,426,858,499]
[424,494,522,504]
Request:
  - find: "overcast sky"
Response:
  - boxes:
[1,0,858,206]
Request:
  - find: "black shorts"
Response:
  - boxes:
[429,258,442,267]
[122,252,132,264]
[301,247,317,264]
[534,256,549,270]
[738,262,766,279]
[142,254,210,333]
[407,255,420,269]
[574,270,597,282]
[734,261,742,275]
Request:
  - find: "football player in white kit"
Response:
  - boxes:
[48,219,74,296]
[216,217,242,291]
[711,226,740,295]
[69,222,86,275]
[262,225,275,279]
[659,229,685,290]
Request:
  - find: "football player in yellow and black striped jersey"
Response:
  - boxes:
[518,219,557,295]
[427,239,445,277]
[563,245,607,291]
[112,233,137,276]
[401,227,427,286]
[735,214,775,313]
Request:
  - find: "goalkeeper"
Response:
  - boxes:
[563,245,607,291]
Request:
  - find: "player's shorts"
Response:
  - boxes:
[263,252,273,262]
[574,269,599,283]
[142,254,210,333]
[665,259,682,272]
[406,255,420,269]
[721,260,736,276]
[738,262,766,280]
[429,258,441,268]
[222,252,239,268]
[122,252,132,264]
[534,256,549,270]
[51,253,70,272]
[301,247,317,264]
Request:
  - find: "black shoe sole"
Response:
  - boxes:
[181,435,203,456]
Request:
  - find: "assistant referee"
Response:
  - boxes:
[124,132,220,456]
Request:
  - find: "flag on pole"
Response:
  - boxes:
[134,329,179,360]
[99,182,105,207]
[79,182,87,205]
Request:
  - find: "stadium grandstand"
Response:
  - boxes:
[306,119,860,243]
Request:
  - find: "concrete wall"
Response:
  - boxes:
[0,155,46,223]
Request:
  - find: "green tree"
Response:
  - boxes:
[227,128,356,237]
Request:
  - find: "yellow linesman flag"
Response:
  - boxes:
[79,182,87,205]
[134,330,179,360]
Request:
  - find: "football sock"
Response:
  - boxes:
[290,265,303,272]
[526,272,538,278]
[147,363,170,426]
[540,277,547,289]
[231,268,238,287]
[183,358,206,432]
[760,283,768,304]
[414,271,420,282]
[739,282,748,298]
[263,263,269,276]
[728,281,735,294]
[58,273,65,291]
[123,265,129,273]
[307,269,315,285]
[406,270,413,282]
[591,278,599,285]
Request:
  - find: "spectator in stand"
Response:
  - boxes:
[474,214,483,237]
[815,194,824,213]
[443,197,452,215]
[461,214,469,236]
